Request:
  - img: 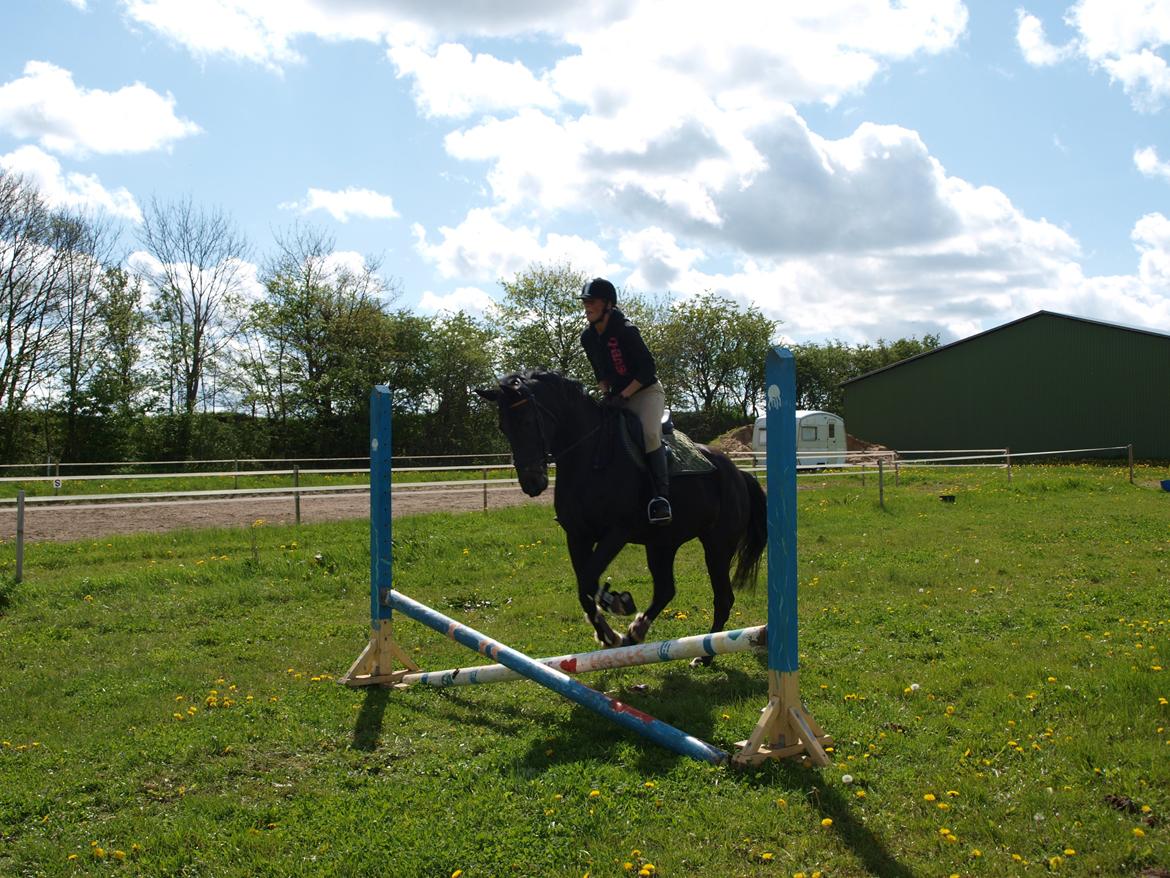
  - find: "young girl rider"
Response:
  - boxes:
[578,278,671,525]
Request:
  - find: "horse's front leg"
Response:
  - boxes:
[622,542,680,645]
[566,530,627,647]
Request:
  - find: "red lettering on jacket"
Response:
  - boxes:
[607,336,628,375]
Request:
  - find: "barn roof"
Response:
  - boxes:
[840,310,1170,386]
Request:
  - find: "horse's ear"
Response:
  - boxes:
[475,386,500,402]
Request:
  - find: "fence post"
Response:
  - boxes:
[1128,444,1134,485]
[234,458,239,490]
[53,461,60,496]
[1006,447,1012,483]
[15,490,24,584]
[483,466,488,512]
[894,457,900,486]
[878,459,885,509]
[294,464,301,526]
[860,462,866,487]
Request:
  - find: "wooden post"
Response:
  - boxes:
[483,466,488,512]
[894,458,900,486]
[15,490,24,584]
[234,459,239,490]
[1006,447,1012,483]
[293,464,301,526]
[1128,444,1134,484]
[878,459,885,509]
[860,463,866,487]
[733,347,831,767]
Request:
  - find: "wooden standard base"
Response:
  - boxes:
[733,670,832,767]
[339,622,419,687]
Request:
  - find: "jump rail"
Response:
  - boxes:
[342,347,830,767]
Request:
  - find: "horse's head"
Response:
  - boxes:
[475,371,556,497]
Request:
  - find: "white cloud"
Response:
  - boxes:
[417,285,496,317]
[1019,1,1170,111]
[1135,145,1170,181]
[1133,212,1170,289]
[64,0,88,9]
[619,227,704,290]
[412,207,616,281]
[0,60,200,157]
[279,187,398,222]
[0,145,142,222]
[1015,10,1073,66]
[387,43,559,118]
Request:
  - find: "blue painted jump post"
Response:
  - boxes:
[341,347,831,767]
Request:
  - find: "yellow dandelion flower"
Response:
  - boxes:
[855,790,867,799]
[776,798,788,807]
[589,789,600,798]
[1063,848,1075,856]
[623,863,634,872]
[923,793,936,802]
[67,854,78,861]
[451,871,463,878]
[971,848,982,857]
[947,790,960,797]
[762,852,774,861]
[1133,827,1146,837]
[93,847,106,859]
[794,873,806,878]
[821,818,833,827]
[113,850,126,861]
[937,802,950,810]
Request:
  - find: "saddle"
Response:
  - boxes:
[601,409,716,476]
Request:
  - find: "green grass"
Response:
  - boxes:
[0,464,1167,877]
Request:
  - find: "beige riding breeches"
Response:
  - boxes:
[619,381,665,452]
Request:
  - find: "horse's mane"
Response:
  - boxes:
[512,369,597,408]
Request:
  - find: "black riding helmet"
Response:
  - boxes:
[579,277,617,304]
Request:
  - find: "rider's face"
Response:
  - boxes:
[582,297,607,324]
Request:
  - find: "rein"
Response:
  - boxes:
[509,387,603,465]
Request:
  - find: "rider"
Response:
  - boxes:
[578,277,672,525]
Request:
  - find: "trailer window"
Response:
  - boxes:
[828,424,836,438]
[801,426,817,441]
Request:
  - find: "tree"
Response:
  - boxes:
[81,267,153,459]
[422,311,499,454]
[56,212,119,460]
[493,262,592,382]
[0,171,71,459]
[657,292,778,418]
[138,196,250,454]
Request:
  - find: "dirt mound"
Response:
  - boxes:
[708,423,753,454]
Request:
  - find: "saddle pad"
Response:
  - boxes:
[663,430,716,476]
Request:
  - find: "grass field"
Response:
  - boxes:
[0,464,1167,877]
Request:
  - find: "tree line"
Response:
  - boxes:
[1,169,937,466]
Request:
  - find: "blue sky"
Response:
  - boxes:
[2,0,1168,345]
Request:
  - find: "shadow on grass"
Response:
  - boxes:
[352,686,390,751]
[773,764,913,878]
[514,660,761,772]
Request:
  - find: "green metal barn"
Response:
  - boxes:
[841,311,1170,458]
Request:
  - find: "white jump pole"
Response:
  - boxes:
[402,625,765,687]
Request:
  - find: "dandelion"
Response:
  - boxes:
[841,774,853,784]
[855,790,867,799]
[1063,848,1076,856]
[947,790,960,797]
[1049,855,1063,868]
[589,790,601,798]
[68,854,78,861]
[113,850,126,861]
[923,793,936,802]
[451,871,463,878]
[1133,827,1146,837]
[821,818,833,827]
[623,864,634,871]
[971,848,982,858]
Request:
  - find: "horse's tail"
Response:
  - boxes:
[731,469,768,591]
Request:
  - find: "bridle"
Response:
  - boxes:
[505,380,602,469]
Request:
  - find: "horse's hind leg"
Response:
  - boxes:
[690,537,736,667]
[622,543,679,646]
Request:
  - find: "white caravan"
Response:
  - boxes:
[751,410,847,467]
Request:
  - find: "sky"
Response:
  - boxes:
[1,0,1168,346]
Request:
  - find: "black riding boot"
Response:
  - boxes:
[646,446,672,525]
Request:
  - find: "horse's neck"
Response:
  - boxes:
[552,393,605,473]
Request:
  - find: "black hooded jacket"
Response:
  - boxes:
[580,307,658,395]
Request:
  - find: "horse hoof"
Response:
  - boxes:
[624,614,650,644]
[689,655,714,669]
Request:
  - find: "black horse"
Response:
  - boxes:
[476,370,767,653]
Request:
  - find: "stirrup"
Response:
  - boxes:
[647,496,672,525]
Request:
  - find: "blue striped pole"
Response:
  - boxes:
[370,385,393,627]
[387,588,729,764]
